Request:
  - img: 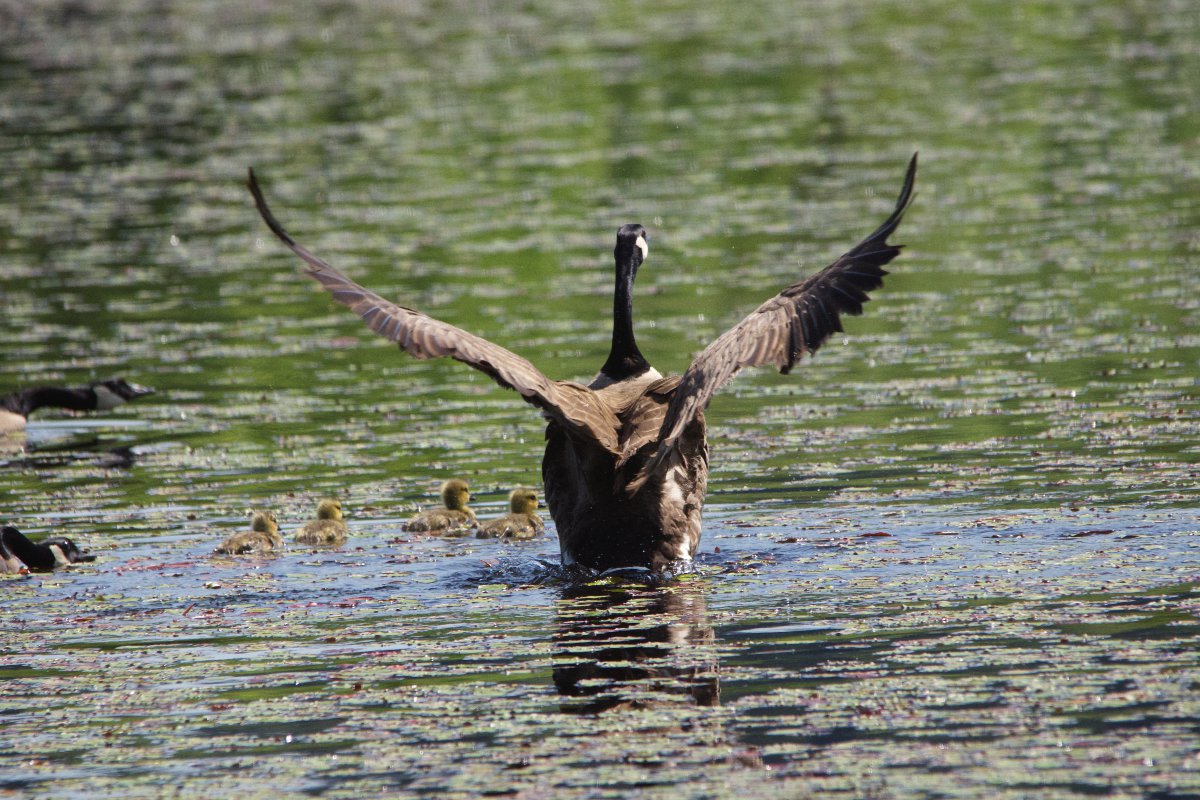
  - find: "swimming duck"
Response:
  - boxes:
[293,498,349,545]
[249,155,916,573]
[0,378,154,433]
[477,488,544,540]
[402,479,476,533]
[1,525,96,573]
[214,510,282,555]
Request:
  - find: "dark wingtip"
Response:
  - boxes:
[889,152,919,226]
[246,167,262,207]
[899,151,918,211]
[246,168,297,248]
[854,152,918,251]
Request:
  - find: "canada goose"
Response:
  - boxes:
[294,498,349,545]
[477,487,544,540]
[403,479,476,533]
[1,525,96,573]
[0,378,154,433]
[214,510,282,555]
[248,155,916,573]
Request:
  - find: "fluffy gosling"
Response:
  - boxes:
[403,479,476,533]
[476,488,544,540]
[294,498,349,546]
[215,510,282,555]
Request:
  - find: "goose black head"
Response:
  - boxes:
[614,223,649,279]
[91,378,155,410]
[42,536,96,565]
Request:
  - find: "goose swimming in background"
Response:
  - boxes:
[402,479,477,533]
[249,155,916,574]
[0,378,154,434]
[215,510,283,555]
[294,498,349,546]
[477,487,544,540]
[1,525,96,573]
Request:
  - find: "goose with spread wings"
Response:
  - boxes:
[248,154,916,574]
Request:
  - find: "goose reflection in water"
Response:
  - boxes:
[553,583,719,714]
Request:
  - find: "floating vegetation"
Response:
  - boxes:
[2,0,1199,796]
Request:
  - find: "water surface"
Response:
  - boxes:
[1,1,1198,797]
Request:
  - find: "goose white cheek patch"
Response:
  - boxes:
[93,385,125,410]
[635,235,648,260]
[49,544,69,566]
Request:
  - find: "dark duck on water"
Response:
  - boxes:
[248,155,917,575]
[1,525,95,573]
[0,378,154,434]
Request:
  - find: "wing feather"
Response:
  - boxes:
[247,170,621,452]
[621,154,918,485]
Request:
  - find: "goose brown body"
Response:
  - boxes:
[542,372,706,570]
[248,155,917,574]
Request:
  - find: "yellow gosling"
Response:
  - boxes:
[477,488,544,540]
[215,510,282,555]
[403,479,476,533]
[294,498,348,546]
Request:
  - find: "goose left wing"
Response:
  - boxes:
[247,170,622,452]
[619,154,917,495]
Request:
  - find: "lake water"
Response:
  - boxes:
[2,1,1198,797]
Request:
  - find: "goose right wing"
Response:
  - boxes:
[619,154,917,494]
[247,170,621,452]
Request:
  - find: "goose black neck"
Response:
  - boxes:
[2,386,96,417]
[0,527,56,569]
[599,243,651,382]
